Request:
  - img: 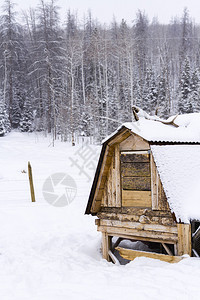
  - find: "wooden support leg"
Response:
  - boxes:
[162,243,173,256]
[177,224,191,256]
[174,243,178,256]
[102,232,111,261]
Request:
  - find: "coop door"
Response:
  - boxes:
[120,151,151,207]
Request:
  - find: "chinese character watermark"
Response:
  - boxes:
[69,142,99,182]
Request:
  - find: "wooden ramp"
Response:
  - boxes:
[116,247,184,263]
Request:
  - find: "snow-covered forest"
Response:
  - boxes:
[0,0,200,142]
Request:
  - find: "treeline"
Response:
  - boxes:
[0,0,200,143]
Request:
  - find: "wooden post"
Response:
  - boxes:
[102,232,111,261]
[115,144,121,207]
[28,161,36,202]
[177,223,191,256]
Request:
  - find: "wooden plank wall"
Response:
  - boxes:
[151,154,169,211]
[91,145,114,213]
[102,144,121,208]
[99,134,151,210]
[97,134,170,213]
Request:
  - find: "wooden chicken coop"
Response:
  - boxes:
[85,108,200,263]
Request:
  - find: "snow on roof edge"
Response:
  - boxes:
[102,113,200,144]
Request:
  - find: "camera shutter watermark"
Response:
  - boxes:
[42,173,77,207]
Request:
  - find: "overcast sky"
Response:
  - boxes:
[8,0,200,25]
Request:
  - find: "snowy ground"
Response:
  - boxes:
[0,132,200,300]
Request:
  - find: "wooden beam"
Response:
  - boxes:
[116,247,184,263]
[99,230,176,244]
[97,225,178,242]
[100,207,173,217]
[177,223,192,256]
[192,249,199,257]
[115,144,121,207]
[99,219,178,234]
[108,250,120,265]
[112,153,116,207]
[107,164,112,207]
[108,130,131,146]
[174,243,178,256]
[102,233,112,261]
[97,211,175,226]
[162,243,173,256]
[151,154,158,210]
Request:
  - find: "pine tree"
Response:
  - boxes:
[178,57,193,113]
[0,0,28,128]
[11,99,21,128]
[190,68,200,112]
[142,68,158,114]
[134,10,149,78]
[180,8,193,62]
[0,95,11,136]
[157,68,170,118]
[20,98,34,132]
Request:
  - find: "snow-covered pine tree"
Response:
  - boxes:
[0,95,11,136]
[142,68,158,114]
[190,68,200,112]
[20,98,34,132]
[178,57,193,113]
[180,8,193,62]
[0,0,28,128]
[157,68,170,118]
[134,10,149,79]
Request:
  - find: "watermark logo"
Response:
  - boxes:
[69,142,100,182]
[42,173,77,207]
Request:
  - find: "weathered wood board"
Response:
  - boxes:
[151,153,169,211]
[122,190,151,207]
[121,162,150,177]
[97,211,176,226]
[177,223,191,256]
[116,247,183,263]
[122,176,151,190]
[120,153,150,163]
[99,219,178,234]
[115,144,121,207]
[97,225,178,243]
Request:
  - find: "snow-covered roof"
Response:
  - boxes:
[103,113,200,144]
[151,145,200,223]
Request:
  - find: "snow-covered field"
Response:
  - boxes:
[0,132,200,300]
